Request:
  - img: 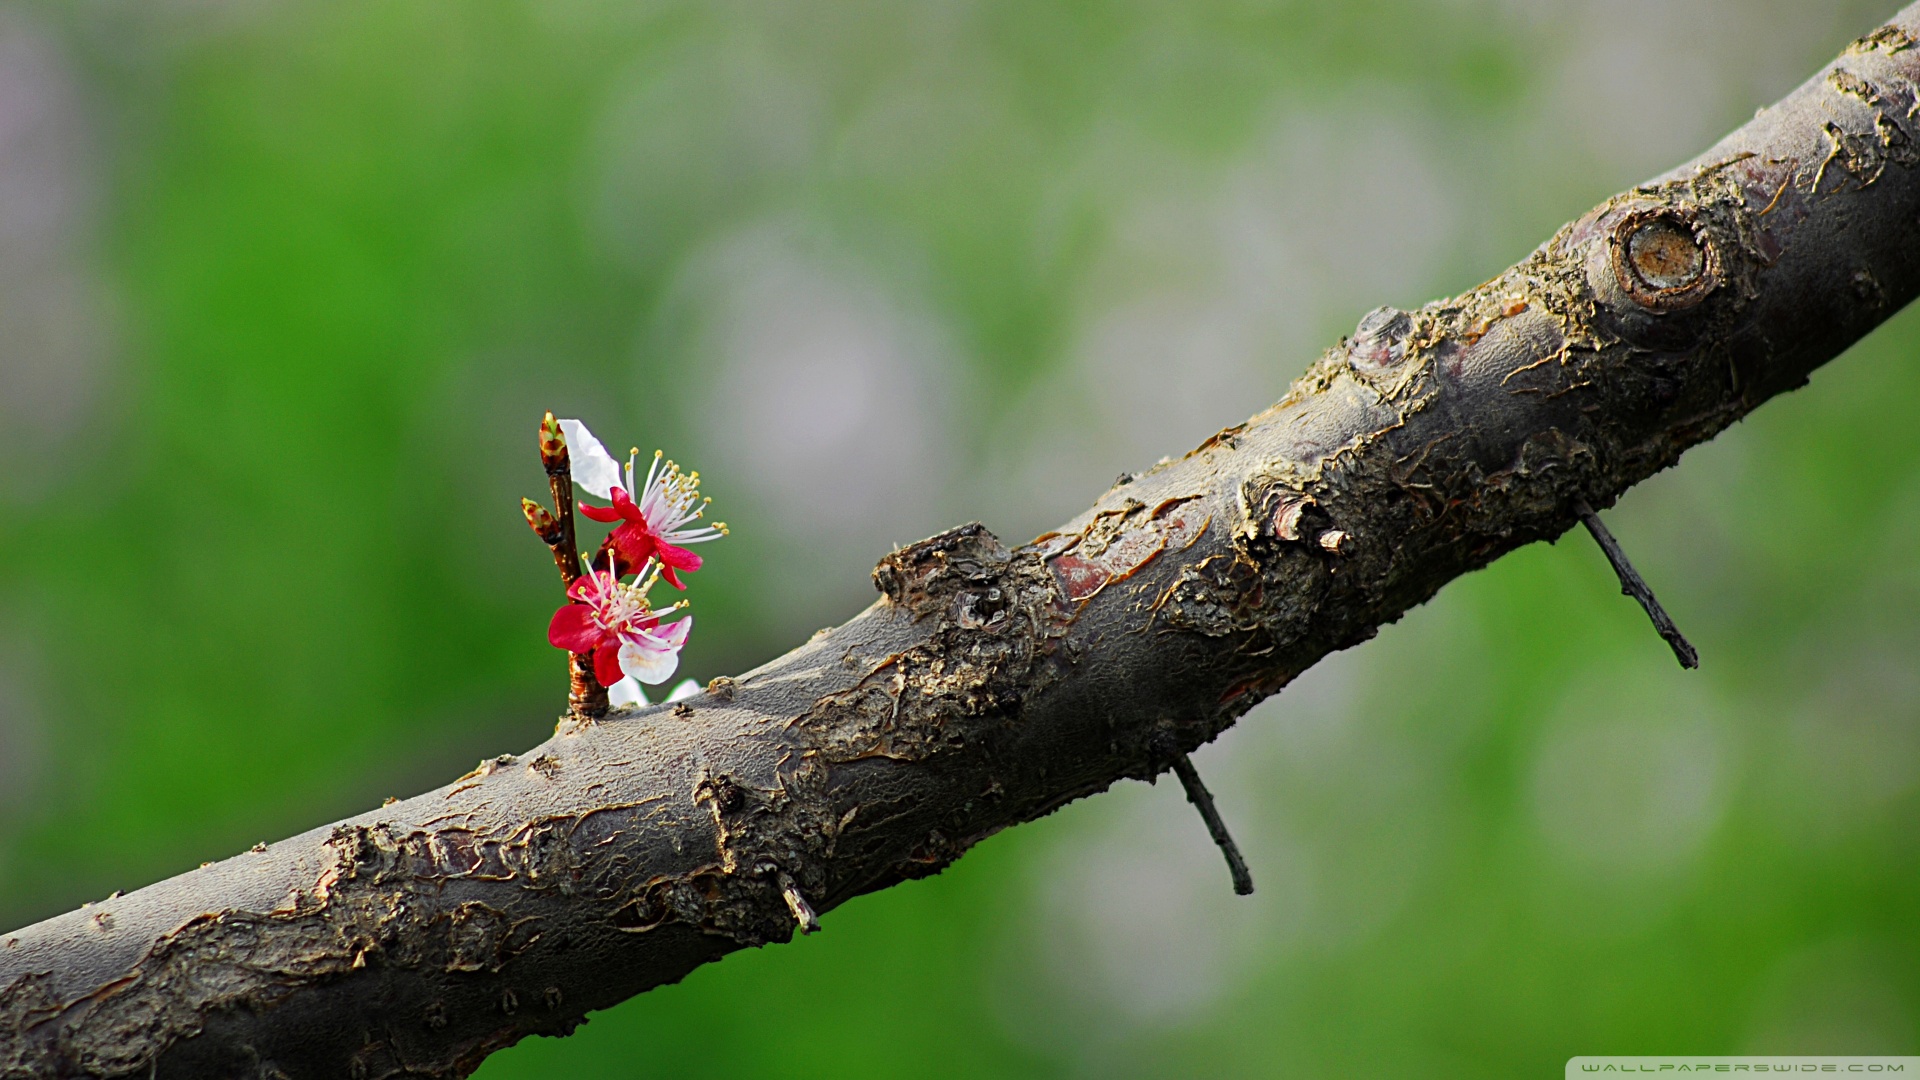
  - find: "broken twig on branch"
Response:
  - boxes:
[1169,752,1255,896]
[1574,499,1700,669]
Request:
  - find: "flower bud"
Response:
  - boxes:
[539,411,569,472]
[522,497,560,541]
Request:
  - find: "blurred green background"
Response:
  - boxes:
[2,0,1917,1075]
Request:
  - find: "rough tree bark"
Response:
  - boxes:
[9,9,1920,1078]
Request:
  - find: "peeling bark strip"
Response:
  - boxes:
[9,11,1920,1077]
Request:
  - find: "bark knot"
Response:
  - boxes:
[1609,207,1721,311]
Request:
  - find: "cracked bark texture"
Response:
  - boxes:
[9,10,1920,1078]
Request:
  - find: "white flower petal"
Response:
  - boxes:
[617,642,679,685]
[666,678,701,702]
[607,676,648,707]
[618,616,692,685]
[558,418,624,500]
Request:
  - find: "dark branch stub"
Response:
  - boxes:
[1574,501,1700,669]
[1169,752,1255,897]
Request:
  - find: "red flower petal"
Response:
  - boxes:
[655,542,702,589]
[610,486,645,522]
[548,604,604,652]
[579,501,622,524]
[567,566,620,603]
[609,523,659,569]
[657,542,702,573]
[593,643,625,688]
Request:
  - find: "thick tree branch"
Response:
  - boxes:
[10,11,1920,1078]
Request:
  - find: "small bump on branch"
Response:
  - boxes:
[777,872,820,935]
[1169,751,1254,896]
[1574,500,1699,670]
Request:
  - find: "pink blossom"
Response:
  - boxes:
[547,562,692,690]
[558,418,726,589]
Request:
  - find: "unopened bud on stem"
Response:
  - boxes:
[521,498,560,542]
[539,411,570,474]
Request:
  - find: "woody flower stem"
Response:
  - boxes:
[527,411,608,721]
[8,9,1920,1078]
